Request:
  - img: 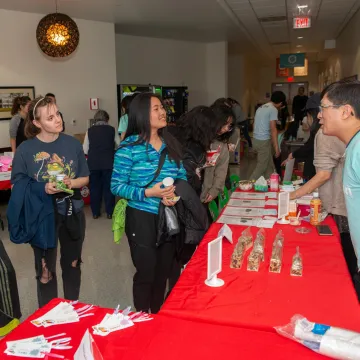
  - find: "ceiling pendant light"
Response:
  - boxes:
[36,0,79,58]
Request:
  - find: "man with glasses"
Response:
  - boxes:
[319,80,360,299]
[249,91,285,180]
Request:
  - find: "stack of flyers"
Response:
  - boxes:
[31,302,94,328]
[92,307,153,337]
[4,334,72,358]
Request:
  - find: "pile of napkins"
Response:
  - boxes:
[31,302,94,328]
[4,335,71,358]
[92,308,152,337]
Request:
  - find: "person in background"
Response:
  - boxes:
[249,91,285,180]
[45,93,65,132]
[291,86,308,138]
[118,95,135,141]
[282,93,322,181]
[83,110,119,219]
[9,96,31,153]
[10,96,89,307]
[111,93,187,313]
[175,106,220,196]
[227,97,252,149]
[318,80,360,298]
[201,105,233,205]
[278,100,289,131]
[273,124,286,178]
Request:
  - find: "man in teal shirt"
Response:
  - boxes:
[319,80,360,298]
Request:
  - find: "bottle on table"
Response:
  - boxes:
[310,192,322,226]
[270,172,279,191]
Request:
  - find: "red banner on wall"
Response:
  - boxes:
[276,58,290,77]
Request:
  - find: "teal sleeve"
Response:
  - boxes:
[118,115,128,134]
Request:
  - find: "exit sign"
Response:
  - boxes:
[293,17,311,29]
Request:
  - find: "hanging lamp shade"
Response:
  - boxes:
[36,13,80,58]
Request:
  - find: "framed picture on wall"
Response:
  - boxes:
[0,86,35,120]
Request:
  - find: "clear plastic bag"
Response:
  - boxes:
[290,246,303,276]
[269,230,284,273]
[230,242,246,269]
[247,228,266,272]
[275,315,360,360]
[230,228,253,269]
[238,227,253,251]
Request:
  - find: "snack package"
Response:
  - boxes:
[230,242,246,269]
[247,252,261,272]
[238,227,253,251]
[275,314,360,360]
[291,246,303,276]
[247,228,266,272]
[269,230,284,273]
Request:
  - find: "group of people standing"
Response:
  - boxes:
[250,81,360,299]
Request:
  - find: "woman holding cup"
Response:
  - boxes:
[111,93,187,313]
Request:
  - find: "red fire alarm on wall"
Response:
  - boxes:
[90,98,99,110]
[287,76,295,82]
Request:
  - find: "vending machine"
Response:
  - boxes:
[162,86,188,123]
[117,84,162,119]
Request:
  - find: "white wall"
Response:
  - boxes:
[0,9,118,148]
[206,42,228,104]
[320,9,360,87]
[116,34,228,108]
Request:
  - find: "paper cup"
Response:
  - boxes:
[162,177,174,188]
[206,150,218,165]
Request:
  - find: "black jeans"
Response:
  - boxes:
[89,169,115,217]
[32,211,85,308]
[125,206,175,313]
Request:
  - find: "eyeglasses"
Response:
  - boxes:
[318,104,345,112]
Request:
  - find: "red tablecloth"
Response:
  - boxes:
[0,180,11,191]
[162,215,360,333]
[0,299,327,360]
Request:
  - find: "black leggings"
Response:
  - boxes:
[125,206,175,313]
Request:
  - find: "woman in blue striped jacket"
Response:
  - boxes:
[111,93,187,313]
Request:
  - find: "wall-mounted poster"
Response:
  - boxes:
[276,58,290,77]
[294,58,308,76]
[0,86,35,120]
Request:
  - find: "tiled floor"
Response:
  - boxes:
[0,154,257,320]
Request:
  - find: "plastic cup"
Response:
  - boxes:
[162,177,174,188]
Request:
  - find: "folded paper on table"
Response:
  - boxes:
[228,199,265,208]
[217,216,255,226]
[231,192,266,200]
[223,207,264,217]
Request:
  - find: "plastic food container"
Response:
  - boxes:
[239,181,253,191]
[289,217,301,226]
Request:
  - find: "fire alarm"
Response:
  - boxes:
[90,98,99,110]
[287,77,295,82]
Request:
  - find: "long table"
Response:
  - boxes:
[0,298,326,359]
[162,208,360,333]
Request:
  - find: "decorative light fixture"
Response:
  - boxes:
[36,0,79,58]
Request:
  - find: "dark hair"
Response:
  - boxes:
[11,96,31,116]
[299,86,305,92]
[307,108,321,135]
[177,106,220,151]
[227,97,240,106]
[211,98,231,108]
[211,104,234,142]
[45,93,55,98]
[24,96,54,138]
[271,91,286,105]
[121,95,135,115]
[94,109,110,123]
[122,93,182,165]
[321,80,360,119]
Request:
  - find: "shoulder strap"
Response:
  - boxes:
[144,148,168,188]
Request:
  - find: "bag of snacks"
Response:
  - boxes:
[269,230,284,273]
[247,228,266,272]
[239,227,253,251]
[290,246,303,276]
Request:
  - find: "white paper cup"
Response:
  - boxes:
[162,177,174,188]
